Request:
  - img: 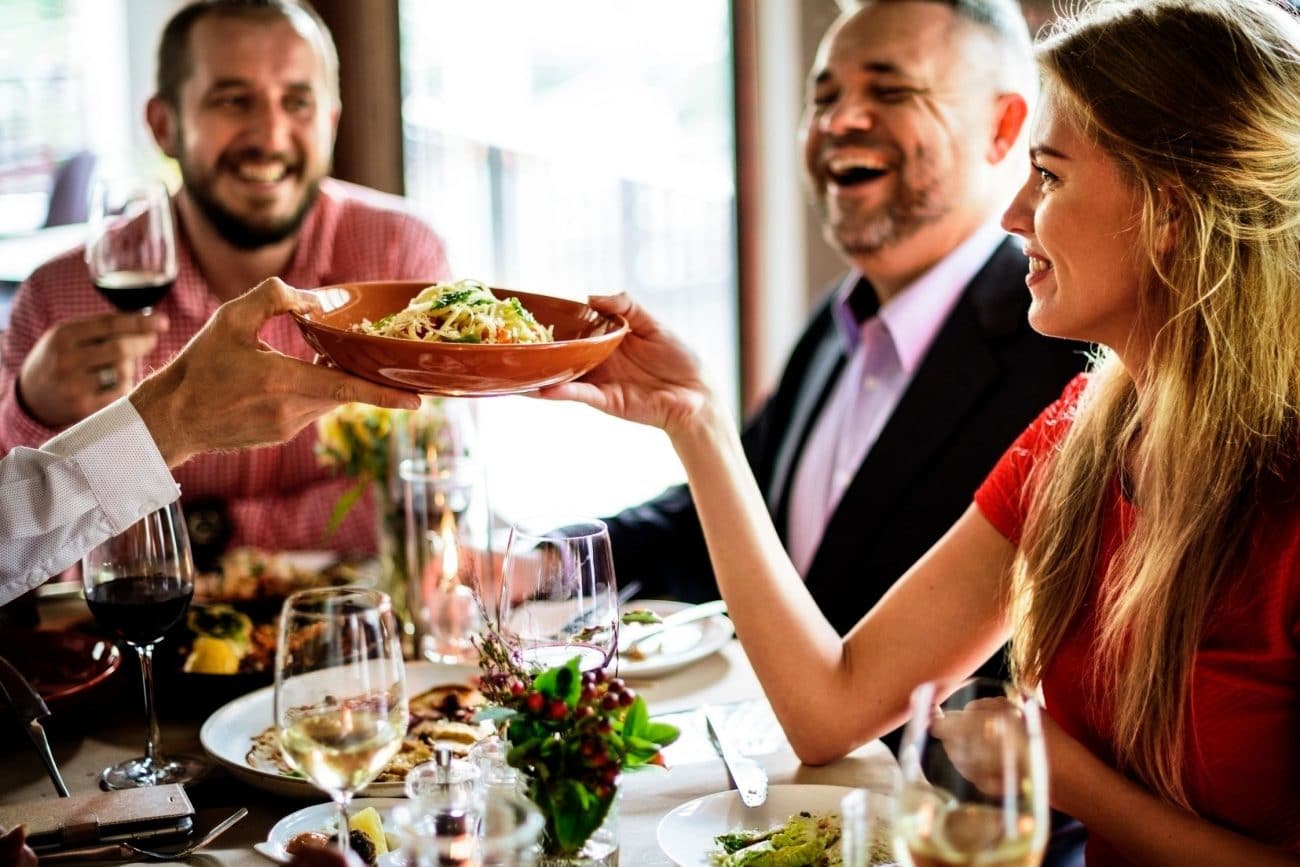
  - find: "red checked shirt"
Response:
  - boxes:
[0,178,451,553]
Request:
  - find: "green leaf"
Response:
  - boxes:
[621,609,662,625]
[546,779,613,856]
[507,737,541,767]
[432,288,475,309]
[323,476,368,539]
[622,695,649,739]
[625,734,659,755]
[532,657,582,706]
[644,720,681,747]
[623,733,665,769]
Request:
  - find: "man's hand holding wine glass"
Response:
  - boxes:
[16,174,176,429]
[17,310,169,427]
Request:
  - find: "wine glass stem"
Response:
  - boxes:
[334,794,353,857]
[130,308,151,385]
[135,643,163,765]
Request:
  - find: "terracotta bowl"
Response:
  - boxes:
[291,281,629,397]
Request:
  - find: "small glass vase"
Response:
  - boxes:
[536,788,619,867]
[379,396,481,653]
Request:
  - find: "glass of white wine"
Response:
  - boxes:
[895,678,1049,867]
[275,588,408,858]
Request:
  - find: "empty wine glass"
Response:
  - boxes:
[81,500,207,789]
[275,588,408,859]
[895,678,1049,867]
[497,517,618,672]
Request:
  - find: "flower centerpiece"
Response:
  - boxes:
[477,631,680,864]
[315,399,469,638]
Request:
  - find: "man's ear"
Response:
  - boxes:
[146,96,179,158]
[987,92,1029,164]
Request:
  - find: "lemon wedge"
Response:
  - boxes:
[349,806,389,857]
[182,635,242,674]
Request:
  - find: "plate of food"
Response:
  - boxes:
[151,548,376,710]
[200,661,494,798]
[657,784,893,866]
[255,798,401,865]
[192,547,373,604]
[291,278,628,396]
[617,600,734,679]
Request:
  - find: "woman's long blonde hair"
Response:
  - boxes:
[1008,0,1300,808]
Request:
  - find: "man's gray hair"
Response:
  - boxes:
[835,0,1036,95]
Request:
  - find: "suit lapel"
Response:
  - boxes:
[804,238,1027,582]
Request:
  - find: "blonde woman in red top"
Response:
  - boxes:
[542,0,1300,863]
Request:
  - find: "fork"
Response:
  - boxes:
[42,807,248,862]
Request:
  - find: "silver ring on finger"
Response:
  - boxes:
[96,365,119,392]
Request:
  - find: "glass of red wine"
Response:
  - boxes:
[81,500,208,789]
[84,175,176,381]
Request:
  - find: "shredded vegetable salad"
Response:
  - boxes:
[353,279,554,344]
[712,812,844,866]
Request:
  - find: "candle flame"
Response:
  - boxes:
[438,507,459,591]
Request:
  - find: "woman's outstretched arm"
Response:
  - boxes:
[546,294,1300,861]
[542,294,1013,763]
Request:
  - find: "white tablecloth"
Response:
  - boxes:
[0,639,898,865]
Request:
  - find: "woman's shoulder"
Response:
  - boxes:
[974,373,1093,543]
[1014,371,1093,456]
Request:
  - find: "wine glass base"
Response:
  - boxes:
[100,753,209,790]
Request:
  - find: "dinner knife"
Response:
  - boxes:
[0,655,70,797]
[704,705,768,807]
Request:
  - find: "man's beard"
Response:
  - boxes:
[178,153,321,251]
[816,148,951,257]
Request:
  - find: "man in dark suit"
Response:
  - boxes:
[605,0,1088,644]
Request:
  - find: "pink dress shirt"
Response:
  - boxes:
[787,220,1009,575]
[0,178,450,553]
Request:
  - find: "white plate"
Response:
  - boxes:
[617,600,733,679]
[200,660,478,798]
[254,797,403,863]
[657,784,859,867]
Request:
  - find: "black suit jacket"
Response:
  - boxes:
[606,238,1087,644]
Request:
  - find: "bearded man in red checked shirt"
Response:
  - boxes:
[0,0,450,556]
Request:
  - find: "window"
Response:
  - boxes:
[0,0,139,234]
[399,2,738,524]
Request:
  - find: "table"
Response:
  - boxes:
[0,639,898,865]
[0,223,88,285]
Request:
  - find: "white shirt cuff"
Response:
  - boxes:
[43,398,181,533]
